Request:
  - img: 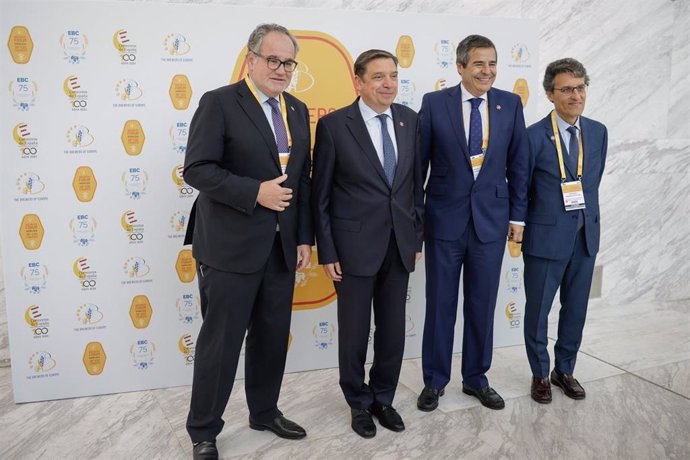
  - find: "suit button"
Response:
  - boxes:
[572,215,577,220]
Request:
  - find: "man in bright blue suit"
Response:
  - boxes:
[523,58,607,404]
[417,35,529,412]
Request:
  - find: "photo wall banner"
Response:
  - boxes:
[1,1,538,402]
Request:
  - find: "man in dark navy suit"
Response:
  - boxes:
[417,35,529,412]
[183,23,313,460]
[312,49,423,438]
[523,58,607,404]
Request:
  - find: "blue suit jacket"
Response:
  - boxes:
[419,85,529,243]
[522,113,608,260]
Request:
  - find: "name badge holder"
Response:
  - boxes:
[550,111,585,211]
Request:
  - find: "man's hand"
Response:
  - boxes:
[257,174,292,211]
[322,262,343,282]
[296,244,312,270]
[508,223,524,243]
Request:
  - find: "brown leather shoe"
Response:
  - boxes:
[550,370,586,400]
[530,377,552,404]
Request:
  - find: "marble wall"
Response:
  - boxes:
[1,0,688,363]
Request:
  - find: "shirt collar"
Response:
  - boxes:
[249,76,278,105]
[460,82,488,103]
[554,111,581,133]
[358,97,393,123]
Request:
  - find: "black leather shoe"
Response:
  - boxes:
[531,377,552,404]
[351,408,376,438]
[462,383,505,410]
[192,441,218,460]
[249,414,307,439]
[371,402,405,432]
[417,386,445,412]
[551,370,586,400]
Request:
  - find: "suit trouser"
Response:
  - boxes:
[422,221,505,390]
[523,227,596,377]
[186,233,294,442]
[335,232,409,410]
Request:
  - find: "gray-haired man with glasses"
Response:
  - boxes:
[522,58,608,405]
[183,23,313,460]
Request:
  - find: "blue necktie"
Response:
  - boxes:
[566,125,579,175]
[468,97,483,156]
[267,97,289,153]
[377,114,396,187]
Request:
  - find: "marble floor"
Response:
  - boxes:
[0,298,688,460]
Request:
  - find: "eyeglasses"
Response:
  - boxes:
[252,51,297,72]
[553,84,588,95]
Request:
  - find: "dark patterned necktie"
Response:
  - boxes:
[468,97,483,156]
[267,97,289,152]
[377,114,396,187]
[566,125,579,174]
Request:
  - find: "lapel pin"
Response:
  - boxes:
[496,104,502,110]
[550,135,555,141]
[400,121,404,127]
[290,105,295,111]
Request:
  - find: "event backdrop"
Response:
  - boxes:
[1,1,537,402]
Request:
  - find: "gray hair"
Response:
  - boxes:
[543,58,590,92]
[456,35,496,67]
[247,23,299,56]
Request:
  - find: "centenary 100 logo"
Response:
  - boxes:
[73,257,97,290]
[63,75,88,111]
[113,28,137,64]
[179,334,195,365]
[13,122,39,158]
[121,210,144,243]
[25,305,50,338]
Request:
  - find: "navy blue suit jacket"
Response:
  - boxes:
[522,113,608,260]
[419,85,529,243]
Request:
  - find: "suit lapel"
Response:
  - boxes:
[482,88,499,171]
[579,116,594,178]
[446,85,471,164]
[236,80,281,171]
[391,104,409,189]
[345,101,390,186]
[284,92,305,176]
[543,118,577,180]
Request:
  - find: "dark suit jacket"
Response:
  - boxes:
[522,114,608,260]
[419,85,529,242]
[312,100,424,277]
[183,80,313,273]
